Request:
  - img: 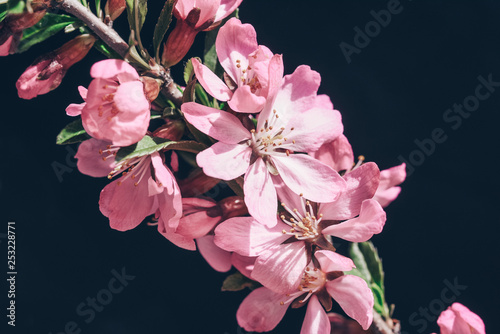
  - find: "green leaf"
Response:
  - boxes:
[0,3,8,23]
[358,241,385,290]
[56,118,91,145]
[203,9,238,75]
[153,0,176,60]
[17,14,77,53]
[6,0,24,14]
[125,0,147,33]
[93,39,121,58]
[115,135,206,162]
[348,242,373,284]
[183,57,196,85]
[195,83,210,107]
[222,272,260,292]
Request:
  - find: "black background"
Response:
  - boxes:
[1,1,499,333]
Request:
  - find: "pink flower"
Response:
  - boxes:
[436,303,485,334]
[66,86,88,116]
[214,162,385,294]
[236,251,374,333]
[162,0,243,67]
[182,65,346,225]
[192,18,283,113]
[99,151,182,232]
[311,134,406,208]
[0,35,14,56]
[80,59,150,147]
[16,34,96,99]
[74,138,117,177]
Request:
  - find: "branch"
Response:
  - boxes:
[371,311,401,334]
[54,0,129,57]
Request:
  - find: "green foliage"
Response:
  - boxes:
[152,0,176,60]
[17,14,77,53]
[56,118,90,145]
[348,242,391,319]
[115,135,206,162]
[125,0,147,33]
[222,272,260,292]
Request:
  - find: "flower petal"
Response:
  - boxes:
[216,17,258,84]
[326,275,374,330]
[90,59,139,81]
[231,253,256,278]
[251,242,308,294]
[373,163,406,207]
[196,235,232,272]
[75,138,116,177]
[322,199,386,242]
[319,162,380,220]
[214,217,289,256]
[300,295,331,334]
[237,287,289,332]
[181,102,251,143]
[273,154,346,203]
[437,303,486,334]
[196,142,251,180]
[310,134,354,172]
[192,57,232,101]
[227,85,267,113]
[214,0,243,22]
[244,158,278,227]
[315,250,356,273]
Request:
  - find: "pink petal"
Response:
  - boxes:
[315,250,356,273]
[90,59,139,82]
[322,199,386,242]
[75,139,116,177]
[263,53,284,100]
[181,102,251,143]
[193,0,219,28]
[319,162,380,220]
[152,156,183,230]
[214,217,289,256]
[314,94,334,109]
[251,242,308,294]
[310,134,354,172]
[326,275,374,330]
[244,158,278,227]
[192,58,232,101]
[196,142,251,180]
[231,253,256,278]
[66,102,85,116]
[176,198,219,239]
[78,85,88,99]
[373,163,406,207]
[16,60,65,100]
[174,0,196,19]
[197,235,232,272]
[216,17,258,84]
[158,224,196,250]
[0,35,14,56]
[237,287,289,332]
[437,303,486,334]
[286,107,343,152]
[214,0,243,22]
[227,85,267,113]
[99,174,157,231]
[273,154,346,203]
[300,295,331,334]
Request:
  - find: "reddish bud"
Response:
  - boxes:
[218,196,248,220]
[104,0,126,21]
[152,119,185,141]
[140,76,162,102]
[16,34,96,99]
[178,169,221,198]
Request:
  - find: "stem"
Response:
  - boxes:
[54,0,129,57]
[371,312,401,334]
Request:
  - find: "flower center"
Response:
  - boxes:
[248,109,295,156]
[96,82,119,121]
[279,265,326,306]
[235,59,262,94]
[280,195,322,241]
[108,155,151,187]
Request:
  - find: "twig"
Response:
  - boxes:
[371,311,401,334]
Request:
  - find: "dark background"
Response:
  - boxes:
[1,1,499,333]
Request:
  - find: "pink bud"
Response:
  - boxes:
[16,34,96,99]
[152,119,185,141]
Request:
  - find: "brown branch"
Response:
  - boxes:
[54,0,129,57]
[370,311,401,334]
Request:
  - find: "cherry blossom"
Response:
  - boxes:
[436,303,486,334]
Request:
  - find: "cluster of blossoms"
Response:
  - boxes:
[3,0,487,333]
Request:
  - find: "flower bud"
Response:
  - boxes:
[178,169,221,198]
[140,76,162,102]
[152,119,185,141]
[218,196,248,220]
[0,8,46,53]
[16,34,96,99]
[104,0,126,22]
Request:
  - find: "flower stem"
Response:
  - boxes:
[371,311,401,334]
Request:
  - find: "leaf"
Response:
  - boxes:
[115,135,207,162]
[6,0,24,14]
[56,118,91,145]
[195,83,210,107]
[203,9,238,76]
[221,272,259,292]
[93,39,121,58]
[0,3,8,23]
[348,242,373,284]
[358,241,385,290]
[153,0,176,60]
[125,0,147,33]
[17,14,77,53]
[183,57,196,85]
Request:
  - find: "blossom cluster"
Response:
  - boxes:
[2,0,487,333]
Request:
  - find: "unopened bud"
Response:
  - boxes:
[104,0,126,22]
[178,169,220,197]
[16,34,96,99]
[152,119,185,141]
[218,196,248,220]
[140,76,162,102]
